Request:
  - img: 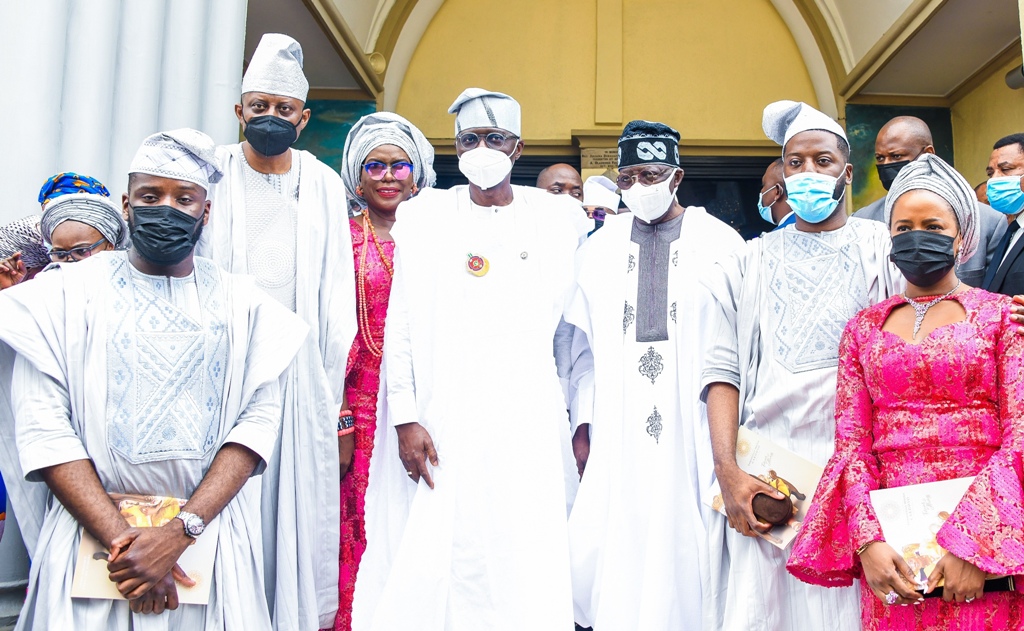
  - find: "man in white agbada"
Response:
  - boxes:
[352,88,585,631]
[196,33,356,630]
[565,121,743,630]
[701,101,903,631]
[0,129,307,630]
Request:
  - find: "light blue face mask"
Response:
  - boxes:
[986,174,1024,215]
[784,171,845,224]
[757,184,779,224]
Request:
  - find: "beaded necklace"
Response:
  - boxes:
[903,279,961,339]
[356,212,394,358]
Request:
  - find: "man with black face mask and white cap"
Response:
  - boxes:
[563,120,743,630]
[352,87,585,631]
[853,116,1004,287]
[198,32,356,631]
[0,128,306,630]
[701,101,903,631]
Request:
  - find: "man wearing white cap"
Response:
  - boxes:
[581,175,622,232]
[565,120,743,630]
[0,128,306,630]
[198,33,356,631]
[701,101,902,631]
[352,88,584,631]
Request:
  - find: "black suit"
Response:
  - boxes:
[984,221,1024,296]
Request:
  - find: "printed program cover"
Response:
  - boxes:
[71,494,218,605]
[869,477,975,589]
[706,426,825,549]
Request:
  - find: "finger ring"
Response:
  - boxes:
[885,591,899,605]
[965,597,975,603]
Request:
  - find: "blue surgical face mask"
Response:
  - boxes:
[784,171,845,224]
[758,184,779,224]
[986,175,1024,215]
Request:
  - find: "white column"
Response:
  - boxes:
[0,0,247,224]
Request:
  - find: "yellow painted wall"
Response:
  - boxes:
[952,57,1024,186]
[394,0,819,147]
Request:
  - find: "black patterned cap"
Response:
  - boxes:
[618,120,681,169]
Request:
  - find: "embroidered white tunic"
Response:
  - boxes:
[352,186,585,631]
[700,217,903,631]
[200,144,356,630]
[565,208,743,631]
[0,252,307,631]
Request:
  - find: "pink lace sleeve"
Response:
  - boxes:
[788,319,883,587]
[937,304,1024,574]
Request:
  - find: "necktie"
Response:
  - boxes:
[983,220,1019,290]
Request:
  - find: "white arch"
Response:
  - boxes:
[382,0,445,111]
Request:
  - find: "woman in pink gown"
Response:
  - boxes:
[788,154,1024,630]
[329,113,435,631]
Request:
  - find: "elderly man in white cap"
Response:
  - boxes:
[197,32,356,631]
[0,128,306,630]
[351,88,585,631]
[701,101,902,631]
[565,120,743,630]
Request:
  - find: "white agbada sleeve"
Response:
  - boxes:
[567,326,595,435]
[384,247,418,428]
[224,380,282,476]
[13,355,87,480]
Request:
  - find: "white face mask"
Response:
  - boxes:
[621,173,678,222]
[458,146,514,190]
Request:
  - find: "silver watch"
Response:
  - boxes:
[176,511,205,539]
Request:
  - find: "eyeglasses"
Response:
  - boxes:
[616,167,675,190]
[584,207,608,221]
[457,131,518,151]
[363,161,414,181]
[48,237,107,262]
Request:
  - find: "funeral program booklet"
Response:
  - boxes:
[706,426,825,550]
[71,493,218,605]
[869,476,976,590]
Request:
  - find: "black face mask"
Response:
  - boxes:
[244,115,298,157]
[889,230,956,287]
[877,160,911,191]
[129,204,203,266]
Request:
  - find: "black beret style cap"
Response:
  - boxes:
[618,120,681,169]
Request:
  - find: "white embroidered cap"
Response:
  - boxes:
[448,88,521,137]
[762,100,846,150]
[129,128,223,191]
[582,176,620,211]
[241,33,309,102]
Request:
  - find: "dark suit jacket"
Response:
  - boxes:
[853,197,1008,288]
[986,219,1024,297]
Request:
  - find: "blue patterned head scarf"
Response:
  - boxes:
[38,172,111,207]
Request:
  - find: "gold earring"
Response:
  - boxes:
[356,186,363,196]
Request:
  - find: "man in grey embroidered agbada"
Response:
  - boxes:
[702,101,902,631]
[564,120,743,629]
[0,129,307,630]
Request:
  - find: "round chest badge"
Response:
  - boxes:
[467,253,489,277]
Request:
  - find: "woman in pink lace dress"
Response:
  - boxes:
[328,113,435,631]
[788,154,1024,630]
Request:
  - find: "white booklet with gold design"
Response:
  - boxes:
[70,494,218,605]
[869,477,975,588]
[705,426,825,550]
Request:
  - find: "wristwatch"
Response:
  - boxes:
[176,511,206,539]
